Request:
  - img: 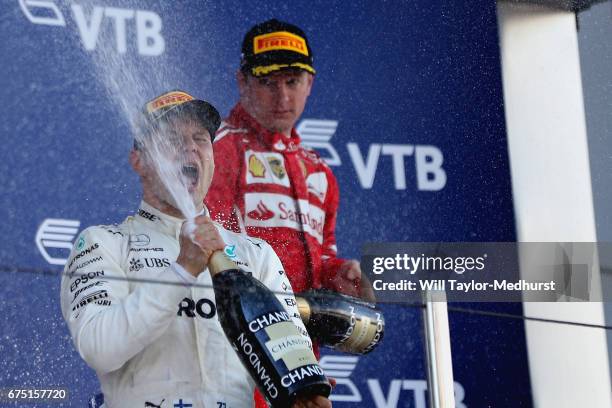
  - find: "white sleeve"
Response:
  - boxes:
[60,227,190,374]
[255,240,312,344]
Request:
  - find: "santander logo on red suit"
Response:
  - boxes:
[248,201,275,221]
[245,193,325,243]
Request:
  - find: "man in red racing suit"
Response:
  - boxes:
[206,19,373,407]
[205,19,370,300]
[207,103,346,294]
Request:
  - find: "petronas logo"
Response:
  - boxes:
[76,236,85,251]
[224,245,237,258]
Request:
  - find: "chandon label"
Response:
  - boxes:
[248,311,291,333]
[335,305,356,346]
[237,332,278,399]
[70,270,104,292]
[281,364,324,388]
[362,312,385,353]
[263,321,317,371]
[266,335,311,361]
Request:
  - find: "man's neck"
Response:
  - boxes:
[142,191,203,219]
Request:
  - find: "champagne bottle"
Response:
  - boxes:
[208,249,331,407]
[296,289,385,355]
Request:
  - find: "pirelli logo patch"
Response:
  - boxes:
[253,31,309,56]
[146,91,193,114]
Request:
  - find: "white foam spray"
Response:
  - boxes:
[84,4,198,230]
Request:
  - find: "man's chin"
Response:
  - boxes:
[268,121,294,135]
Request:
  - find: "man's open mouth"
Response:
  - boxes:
[181,164,199,189]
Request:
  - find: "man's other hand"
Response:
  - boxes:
[329,260,376,302]
[291,395,332,408]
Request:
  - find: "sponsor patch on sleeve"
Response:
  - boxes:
[245,151,290,187]
[306,172,328,202]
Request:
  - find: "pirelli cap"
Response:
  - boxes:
[142,90,221,139]
[240,19,315,77]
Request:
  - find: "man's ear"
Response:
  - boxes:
[236,70,248,97]
[129,149,144,176]
[305,73,314,96]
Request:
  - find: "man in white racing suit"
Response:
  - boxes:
[60,90,332,408]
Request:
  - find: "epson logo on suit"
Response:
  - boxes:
[19,0,165,56]
[70,270,105,292]
[298,119,447,191]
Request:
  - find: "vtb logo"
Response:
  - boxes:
[18,0,165,56]
[35,218,81,266]
[297,118,447,191]
[297,119,342,166]
[319,355,362,402]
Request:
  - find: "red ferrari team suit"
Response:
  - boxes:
[206,104,347,294]
[206,104,353,407]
